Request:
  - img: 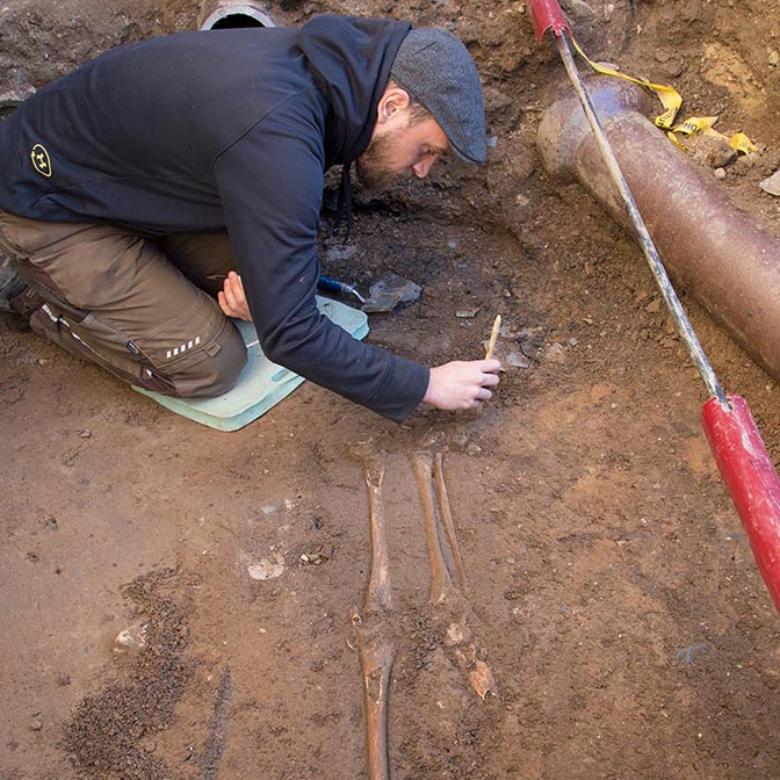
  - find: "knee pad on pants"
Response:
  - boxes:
[166,318,247,398]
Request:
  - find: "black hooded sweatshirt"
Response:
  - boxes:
[0,15,430,422]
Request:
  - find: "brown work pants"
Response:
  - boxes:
[0,210,247,396]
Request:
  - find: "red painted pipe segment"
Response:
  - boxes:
[526,0,572,43]
[702,396,780,610]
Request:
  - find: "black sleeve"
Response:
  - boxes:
[212,98,429,422]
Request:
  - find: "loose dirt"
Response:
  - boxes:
[2,1,779,778]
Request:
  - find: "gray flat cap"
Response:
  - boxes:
[390,28,487,164]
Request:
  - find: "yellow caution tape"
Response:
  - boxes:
[668,116,758,154]
[672,116,719,136]
[666,131,687,150]
[570,37,757,155]
[730,132,758,154]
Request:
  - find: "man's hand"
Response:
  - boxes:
[423,359,502,411]
[217,271,252,321]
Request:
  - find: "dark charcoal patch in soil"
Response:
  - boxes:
[198,664,233,779]
[63,568,193,778]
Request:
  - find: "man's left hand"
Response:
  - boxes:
[218,271,252,321]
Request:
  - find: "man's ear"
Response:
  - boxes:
[376,86,412,125]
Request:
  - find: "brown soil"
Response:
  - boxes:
[2,1,780,778]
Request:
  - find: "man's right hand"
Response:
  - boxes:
[422,359,502,411]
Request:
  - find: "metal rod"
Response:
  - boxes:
[555,32,728,407]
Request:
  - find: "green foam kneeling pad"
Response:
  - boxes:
[133,296,369,431]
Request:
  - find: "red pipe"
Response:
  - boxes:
[702,397,780,610]
[527,0,571,42]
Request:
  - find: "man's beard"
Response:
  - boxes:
[355,130,405,191]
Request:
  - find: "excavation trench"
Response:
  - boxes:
[3,1,780,778]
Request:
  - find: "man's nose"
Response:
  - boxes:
[412,157,436,178]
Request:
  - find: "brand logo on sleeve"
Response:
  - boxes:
[30,144,52,178]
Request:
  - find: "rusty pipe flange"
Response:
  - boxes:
[199,1,275,30]
[538,78,654,179]
[537,79,780,384]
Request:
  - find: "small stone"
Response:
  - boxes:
[445,622,470,646]
[769,49,780,67]
[299,552,327,566]
[113,620,149,655]
[645,298,662,313]
[362,273,421,313]
[561,0,594,19]
[543,343,566,364]
[714,167,727,180]
[466,443,482,457]
[79,428,92,439]
[449,431,470,452]
[29,715,43,731]
[247,553,285,580]
[325,244,358,262]
[519,336,544,360]
[506,351,530,369]
[468,660,498,700]
[689,132,737,169]
[760,170,780,196]
[455,307,479,319]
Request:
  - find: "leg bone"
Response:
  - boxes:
[364,458,392,614]
[352,613,395,780]
[433,453,468,594]
[411,452,456,605]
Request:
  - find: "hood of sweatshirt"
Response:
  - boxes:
[298,14,412,167]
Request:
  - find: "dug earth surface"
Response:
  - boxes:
[2,0,779,777]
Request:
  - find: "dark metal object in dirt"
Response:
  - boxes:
[538,79,780,386]
[362,273,421,314]
[529,0,780,613]
[199,0,275,30]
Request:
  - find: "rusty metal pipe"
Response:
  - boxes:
[538,79,780,383]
